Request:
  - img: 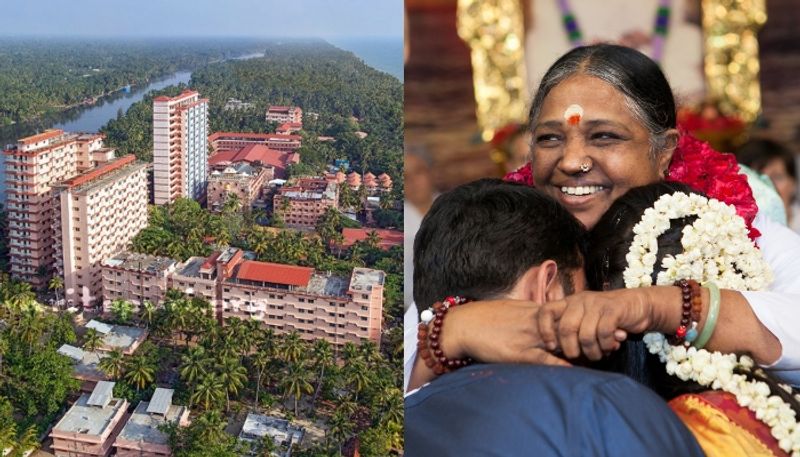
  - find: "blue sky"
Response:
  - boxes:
[0,0,402,38]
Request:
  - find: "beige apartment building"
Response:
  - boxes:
[208,131,302,154]
[153,90,209,205]
[171,247,384,346]
[102,251,177,311]
[53,155,149,308]
[4,129,81,286]
[265,105,303,124]
[273,177,339,229]
[207,163,273,211]
[51,381,129,457]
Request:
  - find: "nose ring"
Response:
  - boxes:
[580,162,591,173]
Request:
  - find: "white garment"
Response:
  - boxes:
[404,201,424,311]
[403,211,800,391]
[404,302,420,391]
[744,213,800,385]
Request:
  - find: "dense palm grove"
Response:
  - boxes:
[0,277,403,455]
[0,277,80,455]
[0,38,272,125]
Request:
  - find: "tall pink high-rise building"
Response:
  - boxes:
[4,129,80,287]
[53,155,149,307]
[152,90,209,205]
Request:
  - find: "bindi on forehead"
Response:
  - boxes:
[563,104,584,126]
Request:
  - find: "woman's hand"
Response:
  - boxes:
[444,300,572,366]
[536,288,657,361]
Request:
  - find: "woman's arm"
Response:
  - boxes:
[535,286,781,365]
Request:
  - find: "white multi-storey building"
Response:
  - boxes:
[153,90,209,205]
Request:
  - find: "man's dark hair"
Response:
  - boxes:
[413,178,587,308]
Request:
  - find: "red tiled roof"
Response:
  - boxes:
[340,228,404,250]
[154,90,199,104]
[61,155,136,188]
[19,129,64,145]
[235,260,313,287]
[201,251,221,270]
[268,105,292,112]
[209,144,294,178]
[208,150,237,165]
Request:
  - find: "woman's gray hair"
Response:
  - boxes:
[528,45,677,159]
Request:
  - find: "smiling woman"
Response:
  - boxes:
[531,73,674,228]
[406,45,800,398]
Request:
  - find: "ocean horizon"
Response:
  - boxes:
[329,36,403,82]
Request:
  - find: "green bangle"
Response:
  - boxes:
[694,282,720,350]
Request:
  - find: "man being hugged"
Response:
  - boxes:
[405,178,704,456]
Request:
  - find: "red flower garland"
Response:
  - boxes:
[503,132,761,240]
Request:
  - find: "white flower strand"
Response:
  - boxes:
[644,333,800,455]
[622,192,798,455]
[623,192,772,290]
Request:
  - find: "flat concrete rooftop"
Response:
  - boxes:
[53,393,124,436]
[117,401,186,445]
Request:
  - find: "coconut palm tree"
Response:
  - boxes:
[250,347,271,410]
[16,306,42,354]
[125,354,155,393]
[280,362,314,416]
[48,276,64,305]
[365,230,381,250]
[310,339,334,409]
[4,280,35,311]
[139,300,156,328]
[180,346,208,388]
[217,356,248,413]
[341,342,360,364]
[191,372,224,410]
[342,360,370,402]
[250,233,270,260]
[279,331,305,365]
[12,424,39,457]
[82,328,104,353]
[0,335,8,376]
[192,410,228,442]
[359,340,382,369]
[110,298,133,324]
[98,349,126,380]
[327,409,353,454]
[375,387,402,429]
[0,421,16,455]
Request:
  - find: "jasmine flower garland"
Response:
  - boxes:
[622,192,772,290]
[623,192,800,455]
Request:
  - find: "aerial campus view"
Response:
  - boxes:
[0,1,403,456]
